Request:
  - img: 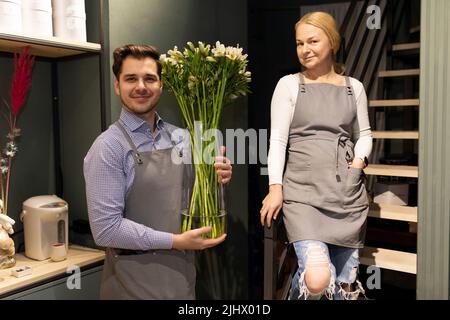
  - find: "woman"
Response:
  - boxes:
[260,11,373,300]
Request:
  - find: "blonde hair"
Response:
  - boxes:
[295,11,345,74]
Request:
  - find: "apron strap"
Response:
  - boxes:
[345,76,353,95]
[344,76,359,112]
[298,72,306,93]
[115,121,144,165]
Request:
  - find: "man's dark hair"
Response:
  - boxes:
[112,44,162,79]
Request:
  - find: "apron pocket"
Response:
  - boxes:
[343,167,368,208]
[283,168,311,202]
[308,167,341,207]
[347,167,363,183]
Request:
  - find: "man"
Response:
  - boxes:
[84,44,231,299]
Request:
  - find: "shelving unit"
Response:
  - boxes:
[0,32,101,58]
[0,1,106,299]
[0,0,106,200]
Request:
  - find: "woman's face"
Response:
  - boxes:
[296,23,333,70]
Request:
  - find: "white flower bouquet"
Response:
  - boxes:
[160,41,251,238]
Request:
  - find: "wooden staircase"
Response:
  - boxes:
[360,247,417,274]
[369,99,419,107]
[359,20,420,276]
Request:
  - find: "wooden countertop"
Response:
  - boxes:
[0,245,105,296]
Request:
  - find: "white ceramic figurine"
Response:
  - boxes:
[0,212,16,269]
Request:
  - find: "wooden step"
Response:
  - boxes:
[360,247,417,274]
[372,131,419,139]
[392,42,420,51]
[369,99,419,107]
[379,69,420,78]
[368,203,418,222]
[364,164,418,178]
[410,25,420,34]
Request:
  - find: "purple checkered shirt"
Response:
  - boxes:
[83,108,186,250]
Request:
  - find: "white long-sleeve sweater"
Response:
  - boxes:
[268,73,373,185]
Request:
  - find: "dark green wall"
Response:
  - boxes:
[0,1,103,252]
[0,57,55,248]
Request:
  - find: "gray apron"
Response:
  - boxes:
[100,121,196,299]
[282,73,369,248]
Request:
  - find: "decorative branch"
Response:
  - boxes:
[0,47,35,215]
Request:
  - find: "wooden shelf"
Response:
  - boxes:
[364,164,418,178]
[368,203,418,222]
[372,131,419,140]
[392,42,420,51]
[410,25,420,34]
[369,99,419,107]
[0,245,105,296]
[360,246,417,274]
[0,32,101,58]
[379,69,420,78]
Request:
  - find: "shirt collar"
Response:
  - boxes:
[119,107,165,132]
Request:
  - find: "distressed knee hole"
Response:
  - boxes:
[305,245,329,267]
[338,279,366,300]
[305,267,331,294]
[304,245,331,293]
[297,245,335,299]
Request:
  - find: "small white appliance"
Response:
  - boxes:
[20,195,68,261]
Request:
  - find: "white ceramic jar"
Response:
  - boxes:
[0,0,22,34]
[22,0,53,37]
[52,0,86,42]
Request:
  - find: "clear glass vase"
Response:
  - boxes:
[181,162,227,239]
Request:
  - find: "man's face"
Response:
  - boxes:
[114,56,162,118]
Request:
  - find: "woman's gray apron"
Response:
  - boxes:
[282,73,369,248]
[100,121,196,299]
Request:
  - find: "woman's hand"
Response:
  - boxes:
[260,184,283,228]
[349,157,366,169]
[214,146,232,184]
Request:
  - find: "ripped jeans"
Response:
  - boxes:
[289,240,365,300]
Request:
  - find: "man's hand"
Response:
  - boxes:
[260,184,283,228]
[214,146,232,184]
[172,227,227,250]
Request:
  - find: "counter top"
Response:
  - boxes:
[0,245,105,296]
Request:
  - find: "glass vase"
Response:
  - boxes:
[181,162,227,239]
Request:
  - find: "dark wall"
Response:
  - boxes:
[0,1,103,253]
[0,56,54,251]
